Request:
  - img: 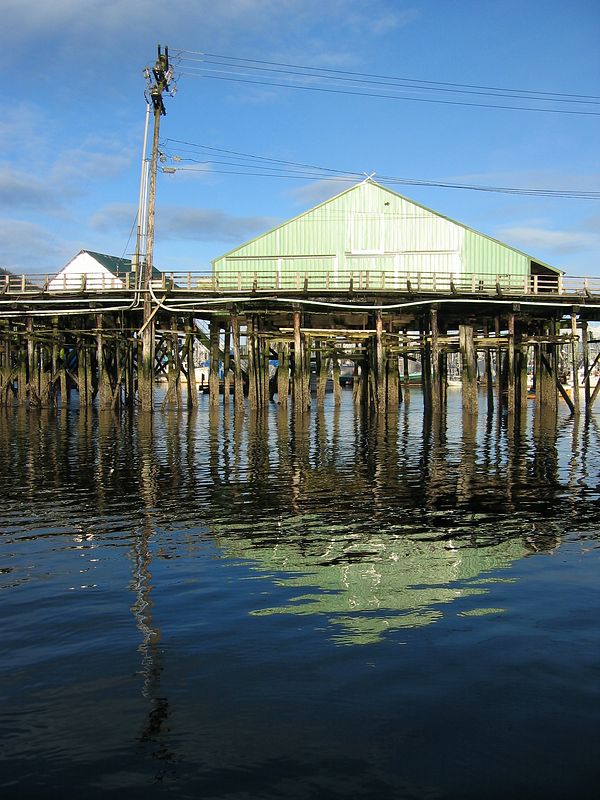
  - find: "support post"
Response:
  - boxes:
[316,340,327,408]
[232,316,244,414]
[96,314,112,410]
[332,350,342,407]
[209,317,220,407]
[507,312,516,416]
[223,325,231,404]
[430,307,441,414]
[277,342,289,406]
[402,328,410,401]
[186,317,198,408]
[459,322,478,414]
[374,311,386,414]
[582,320,590,412]
[571,312,580,414]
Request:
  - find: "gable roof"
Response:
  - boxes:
[85,250,132,274]
[213,178,562,274]
[67,250,162,278]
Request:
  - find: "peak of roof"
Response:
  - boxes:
[79,250,162,278]
[83,251,132,273]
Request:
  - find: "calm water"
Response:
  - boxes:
[1,390,599,799]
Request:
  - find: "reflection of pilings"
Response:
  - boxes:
[457,404,478,504]
[425,409,447,508]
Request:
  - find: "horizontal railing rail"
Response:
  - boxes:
[2,270,600,298]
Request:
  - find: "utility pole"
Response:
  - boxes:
[139,44,173,411]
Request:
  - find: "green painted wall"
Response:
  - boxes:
[212,180,555,289]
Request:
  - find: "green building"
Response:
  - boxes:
[213,178,561,293]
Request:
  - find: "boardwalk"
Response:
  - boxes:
[1,268,600,415]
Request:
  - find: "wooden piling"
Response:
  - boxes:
[259,320,270,407]
[315,340,327,408]
[494,316,502,412]
[386,350,399,412]
[247,317,258,410]
[209,317,220,407]
[96,314,112,410]
[374,311,386,414]
[420,318,432,414]
[459,322,478,414]
[581,320,590,411]
[232,316,244,414]
[277,342,289,406]
[332,350,341,407]
[185,317,198,408]
[517,327,529,413]
[507,312,516,416]
[430,307,441,414]
[402,328,411,401]
[571,312,580,414]
[293,309,309,412]
[223,326,231,404]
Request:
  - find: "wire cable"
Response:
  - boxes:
[173,49,600,102]
[162,138,600,199]
[176,70,600,117]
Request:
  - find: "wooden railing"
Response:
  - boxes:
[2,270,600,297]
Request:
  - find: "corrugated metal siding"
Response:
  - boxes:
[213,181,538,285]
[462,230,529,278]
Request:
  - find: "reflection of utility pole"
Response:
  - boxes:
[139,45,174,411]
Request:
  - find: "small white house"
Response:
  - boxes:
[47,250,160,291]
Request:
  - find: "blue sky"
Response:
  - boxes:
[2,0,599,276]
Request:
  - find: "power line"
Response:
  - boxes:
[177,54,600,107]
[172,49,600,115]
[174,49,600,102]
[176,69,600,117]
[162,138,600,199]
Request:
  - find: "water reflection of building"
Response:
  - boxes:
[1,395,596,654]
[214,521,526,645]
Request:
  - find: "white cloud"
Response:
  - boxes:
[0,167,57,211]
[4,1,418,57]
[499,225,600,254]
[90,202,278,243]
[156,206,278,242]
[0,219,66,272]
[289,177,358,206]
[89,203,137,234]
